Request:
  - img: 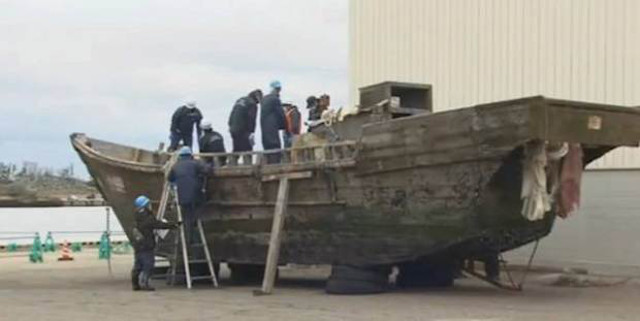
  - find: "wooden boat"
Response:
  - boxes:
[71,82,640,289]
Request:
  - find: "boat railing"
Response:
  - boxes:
[195,140,358,169]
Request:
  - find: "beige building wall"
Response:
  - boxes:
[349,0,640,168]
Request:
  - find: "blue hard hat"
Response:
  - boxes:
[270,80,282,89]
[178,146,192,156]
[134,195,150,209]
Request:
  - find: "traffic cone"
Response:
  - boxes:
[57,241,74,261]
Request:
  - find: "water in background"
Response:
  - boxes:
[0,206,126,245]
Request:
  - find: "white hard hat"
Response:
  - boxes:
[186,100,197,108]
[202,120,212,130]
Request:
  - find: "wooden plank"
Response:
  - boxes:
[132,148,141,162]
[254,177,290,295]
[210,200,346,207]
[261,171,313,182]
[540,100,640,146]
[388,107,430,115]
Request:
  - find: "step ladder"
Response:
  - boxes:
[156,184,219,289]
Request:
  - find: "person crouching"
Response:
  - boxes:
[131,195,179,291]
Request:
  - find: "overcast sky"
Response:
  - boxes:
[0,0,348,178]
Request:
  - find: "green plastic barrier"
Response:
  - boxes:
[7,243,18,252]
[98,232,111,260]
[29,233,43,263]
[112,241,132,255]
[44,232,56,252]
[71,242,83,252]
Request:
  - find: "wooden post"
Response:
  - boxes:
[254,177,290,296]
[253,171,312,296]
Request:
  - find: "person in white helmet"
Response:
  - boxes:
[199,120,226,166]
[169,100,203,151]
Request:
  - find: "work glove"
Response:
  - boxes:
[249,133,255,146]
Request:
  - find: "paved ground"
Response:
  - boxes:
[2,250,640,321]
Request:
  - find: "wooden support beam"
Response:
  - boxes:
[261,171,312,182]
[209,200,346,207]
[253,170,316,296]
[254,177,290,296]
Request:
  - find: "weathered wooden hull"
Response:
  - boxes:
[71,96,640,266]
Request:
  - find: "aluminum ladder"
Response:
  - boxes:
[157,184,219,289]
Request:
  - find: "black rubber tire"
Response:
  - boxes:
[228,263,267,285]
[325,278,388,295]
[325,265,390,295]
[397,262,455,288]
[329,265,390,283]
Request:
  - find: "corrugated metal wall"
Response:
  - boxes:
[349,0,640,168]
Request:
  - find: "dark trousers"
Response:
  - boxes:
[231,132,252,152]
[169,132,193,151]
[263,138,281,164]
[231,132,253,165]
[180,203,199,245]
[131,250,155,288]
[283,132,293,148]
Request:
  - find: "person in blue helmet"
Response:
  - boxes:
[168,146,211,246]
[131,195,179,291]
[260,80,286,163]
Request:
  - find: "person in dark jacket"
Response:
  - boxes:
[131,195,179,291]
[228,89,262,153]
[306,95,320,121]
[199,121,226,166]
[260,81,286,163]
[283,103,301,148]
[168,146,210,245]
[169,100,203,152]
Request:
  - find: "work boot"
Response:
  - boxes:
[131,271,141,291]
[139,272,155,292]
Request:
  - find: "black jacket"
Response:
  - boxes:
[132,207,175,252]
[199,130,225,154]
[260,92,285,149]
[171,106,203,137]
[308,106,322,121]
[168,156,209,205]
[228,97,258,135]
[199,130,226,165]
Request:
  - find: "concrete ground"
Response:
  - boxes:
[2,250,640,321]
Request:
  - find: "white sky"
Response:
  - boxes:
[0,0,348,177]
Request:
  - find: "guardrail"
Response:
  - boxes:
[196,141,358,168]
